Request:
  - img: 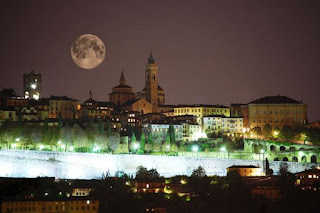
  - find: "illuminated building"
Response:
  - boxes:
[182,122,201,141]
[227,165,265,177]
[109,71,136,106]
[1,199,99,213]
[308,120,320,129]
[203,115,243,135]
[81,91,113,120]
[251,186,281,200]
[121,99,152,115]
[138,52,166,113]
[246,95,308,129]
[135,178,165,193]
[174,104,230,126]
[5,97,29,107]
[0,107,18,122]
[295,169,320,190]
[23,67,42,100]
[48,96,79,119]
[143,123,183,143]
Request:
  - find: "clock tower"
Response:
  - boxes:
[145,52,159,112]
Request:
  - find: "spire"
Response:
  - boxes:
[148,51,155,64]
[89,90,92,99]
[120,70,126,85]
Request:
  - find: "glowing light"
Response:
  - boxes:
[93,144,100,152]
[260,149,265,154]
[39,144,44,150]
[69,146,74,151]
[273,131,279,137]
[61,144,66,149]
[192,145,198,152]
[11,143,17,148]
[133,143,139,150]
[15,138,20,142]
[166,145,170,150]
[58,140,62,144]
[194,131,207,140]
[180,179,187,184]
[31,84,37,89]
[220,147,226,152]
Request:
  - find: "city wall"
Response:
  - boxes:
[0,150,315,179]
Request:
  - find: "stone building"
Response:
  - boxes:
[174,104,230,126]
[138,52,165,112]
[48,96,79,119]
[246,95,308,129]
[23,67,42,100]
[109,72,136,106]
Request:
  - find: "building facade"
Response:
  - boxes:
[23,68,42,100]
[48,96,79,119]
[138,53,165,113]
[109,72,136,106]
[247,95,308,129]
[174,105,230,126]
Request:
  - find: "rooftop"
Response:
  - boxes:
[248,95,303,105]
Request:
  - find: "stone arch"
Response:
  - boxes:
[299,148,305,151]
[270,145,276,152]
[301,156,307,163]
[258,144,263,151]
[283,157,288,161]
[311,155,317,164]
[288,147,296,152]
[280,146,286,152]
[292,156,298,162]
[253,144,259,154]
[274,158,279,161]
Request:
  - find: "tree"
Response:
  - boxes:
[146,132,154,152]
[168,124,176,144]
[251,127,262,138]
[98,120,104,134]
[281,125,294,140]
[139,132,145,154]
[106,119,111,136]
[263,124,272,139]
[265,158,273,176]
[163,131,171,153]
[131,132,136,142]
[191,166,206,177]
[135,166,160,179]
[278,162,290,177]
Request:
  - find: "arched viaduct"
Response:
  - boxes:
[244,140,320,164]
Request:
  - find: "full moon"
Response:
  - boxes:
[71,34,106,69]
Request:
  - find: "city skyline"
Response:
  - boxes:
[1,0,320,121]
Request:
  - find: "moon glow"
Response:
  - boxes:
[71,34,106,69]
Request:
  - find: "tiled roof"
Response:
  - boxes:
[248,96,302,104]
[113,84,132,89]
[141,85,164,91]
[49,96,78,101]
[175,104,228,108]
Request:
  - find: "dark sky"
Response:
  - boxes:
[1,0,320,122]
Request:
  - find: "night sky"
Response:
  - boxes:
[1,0,320,122]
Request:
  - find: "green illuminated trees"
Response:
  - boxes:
[263,124,272,139]
[139,132,145,154]
[191,166,206,177]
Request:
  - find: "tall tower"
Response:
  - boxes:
[145,52,159,112]
[23,67,42,100]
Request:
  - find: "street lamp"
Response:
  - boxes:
[220,147,226,158]
[192,145,198,157]
[133,143,139,153]
[15,138,20,142]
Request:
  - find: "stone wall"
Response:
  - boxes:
[0,150,315,179]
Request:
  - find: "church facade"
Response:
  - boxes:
[109,52,165,113]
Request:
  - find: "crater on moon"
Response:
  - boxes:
[71,34,106,69]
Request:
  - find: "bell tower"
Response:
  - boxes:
[145,52,158,112]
